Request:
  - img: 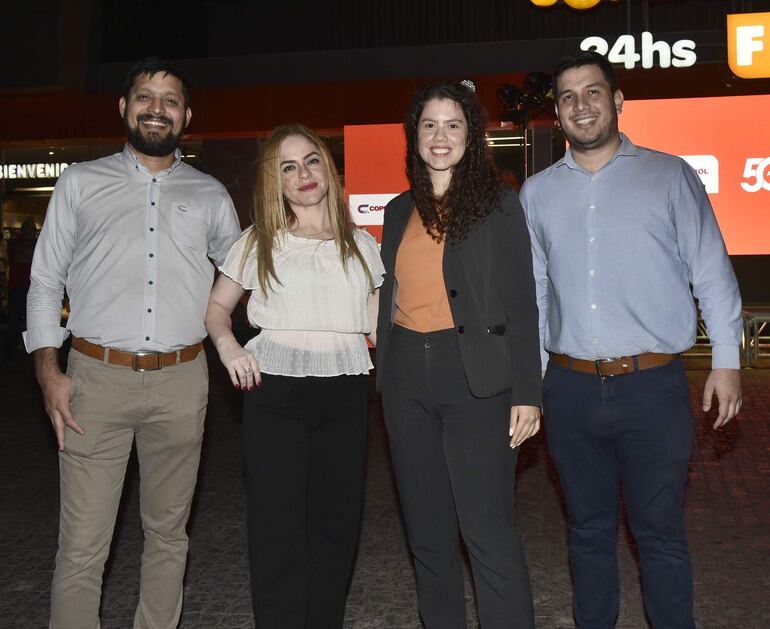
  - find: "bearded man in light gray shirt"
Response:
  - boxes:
[25,57,240,629]
[520,51,741,629]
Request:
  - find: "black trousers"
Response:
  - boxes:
[381,325,534,629]
[243,373,368,629]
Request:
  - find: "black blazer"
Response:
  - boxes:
[375,187,542,406]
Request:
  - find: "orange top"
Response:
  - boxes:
[394,208,455,332]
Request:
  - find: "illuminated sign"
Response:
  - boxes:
[727,12,770,78]
[344,124,408,241]
[741,157,770,192]
[346,96,770,254]
[681,155,719,194]
[620,95,770,255]
[348,194,397,226]
[530,0,620,8]
[0,162,69,179]
[580,32,696,69]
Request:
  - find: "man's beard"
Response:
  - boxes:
[124,113,185,157]
[561,110,619,153]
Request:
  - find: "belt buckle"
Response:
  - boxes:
[594,358,616,378]
[132,350,162,372]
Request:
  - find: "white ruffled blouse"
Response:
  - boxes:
[218,227,385,377]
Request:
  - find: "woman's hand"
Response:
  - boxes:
[205,274,259,390]
[217,337,261,390]
[509,405,541,448]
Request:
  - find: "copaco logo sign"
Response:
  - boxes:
[530,0,620,8]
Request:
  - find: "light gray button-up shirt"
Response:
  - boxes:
[25,145,241,353]
[521,134,742,370]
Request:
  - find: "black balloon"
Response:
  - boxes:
[498,83,522,109]
[499,74,555,126]
[523,72,552,94]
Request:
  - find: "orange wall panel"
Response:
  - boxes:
[0,74,526,144]
[344,124,408,195]
[621,95,770,255]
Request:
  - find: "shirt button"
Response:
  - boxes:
[449,289,457,298]
[149,253,154,258]
[589,237,595,243]
[151,202,156,206]
[152,178,157,183]
[148,280,154,285]
[589,205,595,210]
[145,336,150,341]
[589,270,595,277]
[147,308,152,313]
[457,325,465,334]
[149,226,154,232]
[590,304,597,310]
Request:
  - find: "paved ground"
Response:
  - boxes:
[1,346,768,628]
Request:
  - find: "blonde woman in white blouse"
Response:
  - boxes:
[205,124,384,629]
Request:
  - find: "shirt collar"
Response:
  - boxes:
[556,132,639,173]
[611,132,639,160]
[122,144,183,176]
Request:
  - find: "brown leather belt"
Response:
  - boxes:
[72,337,203,371]
[549,352,678,377]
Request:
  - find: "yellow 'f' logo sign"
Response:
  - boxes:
[728,12,770,78]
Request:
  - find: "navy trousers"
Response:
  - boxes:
[543,359,695,629]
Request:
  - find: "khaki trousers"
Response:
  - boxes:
[49,348,208,629]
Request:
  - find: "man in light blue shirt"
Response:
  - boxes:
[520,51,741,629]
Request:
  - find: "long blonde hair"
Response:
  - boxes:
[240,123,373,295]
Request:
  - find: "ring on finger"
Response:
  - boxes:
[244,367,252,373]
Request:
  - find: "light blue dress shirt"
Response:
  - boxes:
[521,134,742,370]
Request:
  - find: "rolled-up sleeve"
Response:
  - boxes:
[671,161,742,369]
[24,170,77,352]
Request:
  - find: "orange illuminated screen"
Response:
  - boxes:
[346,96,770,254]
[345,124,408,195]
[344,124,408,241]
[620,95,770,255]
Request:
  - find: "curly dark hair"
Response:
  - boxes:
[405,81,501,244]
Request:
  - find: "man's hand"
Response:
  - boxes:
[509,405,541,448]
[34,347,84,451]
[702,368,742,429]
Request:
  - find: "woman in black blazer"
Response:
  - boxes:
[376,82,541,629]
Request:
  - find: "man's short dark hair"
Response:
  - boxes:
[123,56,191,108]
[552,51,618,99]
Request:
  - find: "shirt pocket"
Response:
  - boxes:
[171,201,209,252]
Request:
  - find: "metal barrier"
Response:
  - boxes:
[686,310,765,367]
[744,309,770,365]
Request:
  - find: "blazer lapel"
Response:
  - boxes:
[383,191,414,324]
[383,191,413,269]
